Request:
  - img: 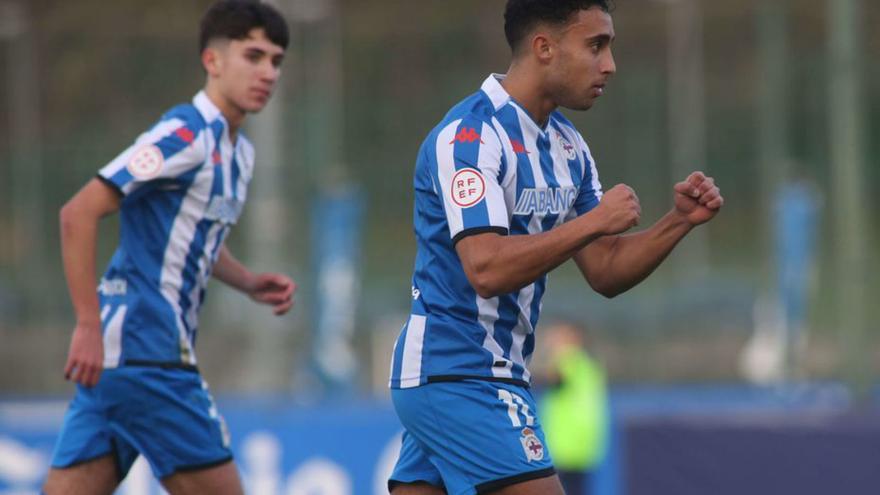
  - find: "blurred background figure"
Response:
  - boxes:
[537,322,608,495]
[740,173,821,384]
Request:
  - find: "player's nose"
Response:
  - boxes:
[602,51,617,76]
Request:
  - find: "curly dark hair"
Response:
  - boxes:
[199,0,289,53]
[504,0,614,52]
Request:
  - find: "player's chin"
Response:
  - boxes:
[243,98,270,113]
[564,96,595,112]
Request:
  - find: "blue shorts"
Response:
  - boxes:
[389,380,556,495]
[50,366,232,480]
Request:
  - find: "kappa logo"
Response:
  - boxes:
[175,127,195,144]
[520,428,545,462]
[511,139,529,155]
[127,145,164,180]
[450,168,486,208]
[449,127,484,145]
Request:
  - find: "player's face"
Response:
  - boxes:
[212,28,285,115]
[547,8,616,111]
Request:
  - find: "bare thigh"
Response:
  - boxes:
[492,474,566,495]
[43,454,119,495]
[160,460,243,495]
[391,481,447,495]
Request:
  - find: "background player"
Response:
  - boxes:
[388,0,723,494]
[43,1,294,494]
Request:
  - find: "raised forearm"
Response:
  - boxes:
[581,209,693,297]
[458,210,607,298]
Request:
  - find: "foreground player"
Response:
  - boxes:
[388,1,723,493]
[44,2,294,494]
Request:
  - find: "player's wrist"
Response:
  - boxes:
[74,319,102,333]
[667,207,698,229]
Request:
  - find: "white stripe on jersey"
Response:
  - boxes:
[399,314,427,388]
[489,117,517,192]
[477,122,510,229]
[160,160,214,366]
[509,283,536,382]
[477,295,513,379]
[581,136,603,200]
[103,305,127,368]
[388,335,400,388]
[435,120,465,236]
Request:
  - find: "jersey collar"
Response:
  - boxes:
[193,90,226,127]
[481,73,511,111]
[481,74,551,135]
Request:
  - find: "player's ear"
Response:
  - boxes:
[201,45,223,77]
[532,33,554,64]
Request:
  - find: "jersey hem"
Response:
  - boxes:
[451,226,508,246]
[425,374,530,388]
[475,467,556,493]
[123,360,199,373]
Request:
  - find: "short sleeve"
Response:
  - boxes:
[570,134,603,217]
[97,109,207,197]
[434,117,510,244]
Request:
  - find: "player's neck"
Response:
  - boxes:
[203,86,245,140]
[501,63,556,129]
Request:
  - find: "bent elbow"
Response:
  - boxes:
[471,274,502,299]
[589,278,624,299]
[59,202,77,235]
[597,287,622,299]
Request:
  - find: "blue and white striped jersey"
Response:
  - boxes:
[390,74,603,389]
[96,91,254,368]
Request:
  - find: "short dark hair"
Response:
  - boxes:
[504,0,613,53]
[199,0,289,53]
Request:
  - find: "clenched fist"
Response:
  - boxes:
[593,184,641,235]
[673,171,723,226]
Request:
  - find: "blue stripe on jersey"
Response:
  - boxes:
[574,149,600,215]
[230,152,241,200]
[453,118,491,229]
[537,132,561,232]
[495,105,534,235]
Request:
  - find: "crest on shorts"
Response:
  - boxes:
[127,145,164,180]
[520,427,544,462]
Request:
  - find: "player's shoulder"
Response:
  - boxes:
[159,102,209,133]
[427,91,500,142]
